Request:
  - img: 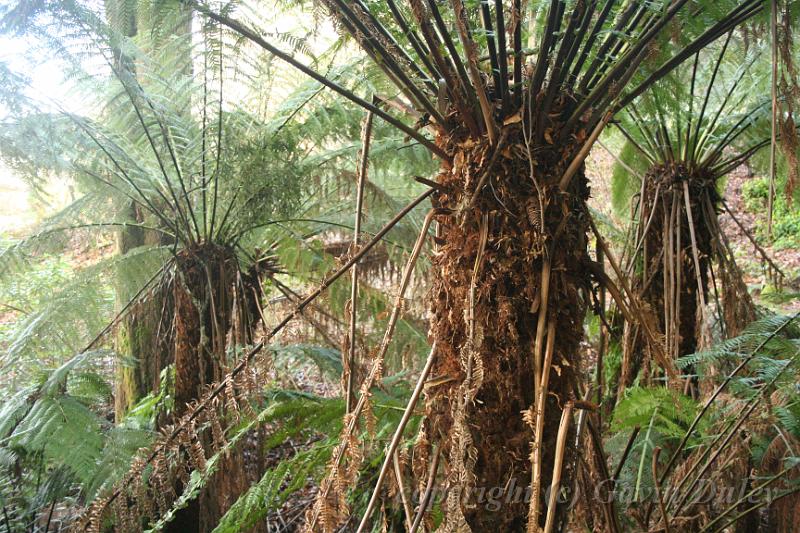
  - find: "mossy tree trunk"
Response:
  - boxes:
[422,125,590,531]
[114,203,173,420]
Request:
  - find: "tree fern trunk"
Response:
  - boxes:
[173,247,230,412]
[620,167,755,396]
[422,125,590,531]
[169,244,256,532]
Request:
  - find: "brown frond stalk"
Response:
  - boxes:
[345,107,375,414]
[652,447,672,533]
[450,0,497,144]
[543,401,574,533]
[528,320,557,532]
[409,445,441,533]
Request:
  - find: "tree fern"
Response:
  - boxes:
[0,0,435,395]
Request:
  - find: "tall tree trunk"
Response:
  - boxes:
[114,203,173,420]
[422,125,590,530]
[104,0,173,422]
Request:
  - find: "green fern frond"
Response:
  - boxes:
[612,386,699,442]
[271,343,343,379]
[144,391,343,531]
[678,314,800,371]
[0,350,153,507]
[10,395,105,486]
[84,424,154,500]
[212,440,330,533]
[2,246,171,381]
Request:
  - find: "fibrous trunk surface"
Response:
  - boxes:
[173,245,238,412]
[422,123,590,531]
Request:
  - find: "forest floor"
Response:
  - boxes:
[722,166,800,304]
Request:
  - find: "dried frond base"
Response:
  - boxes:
[620,165,756,397]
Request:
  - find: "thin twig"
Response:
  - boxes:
[767,0,778,238]
[0,303,28,315]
